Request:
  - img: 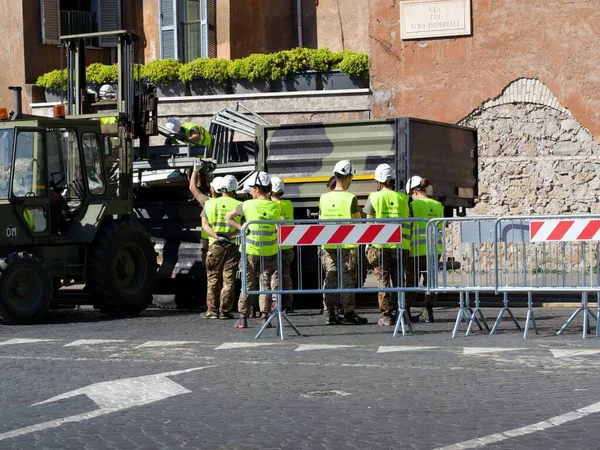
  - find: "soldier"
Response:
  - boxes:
[405,175,444,323]
[270,176,294,313]
[201,175,242,320]
[363,164,410,326]
[319,160,368,325]
[225,171,281,329]
[190,168,222,264]
[164,119,212,148]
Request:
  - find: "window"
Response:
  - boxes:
[160,0,214,61]
[24,207,48,233]
[13,131,47,198]
[81,133,106,195]
[0,129,14,199]
[47,128,85,201]
[41,0,121,47]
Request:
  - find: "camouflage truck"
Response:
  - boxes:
[256,118,477,217]
[254,118,478,301]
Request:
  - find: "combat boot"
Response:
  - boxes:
[234,314,248,329]
[426,307,435,323]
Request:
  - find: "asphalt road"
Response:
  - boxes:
[1,305,599,449]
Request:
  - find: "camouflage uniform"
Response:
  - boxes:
[272,248,294,308]
[321,248,358,313]
[366,246,409,315]
[238,255,277,315]
[405,256,437,310]
[205,243,239,314]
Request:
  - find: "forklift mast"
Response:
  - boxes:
[59,30,158,206]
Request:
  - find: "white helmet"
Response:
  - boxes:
[99,84,115,99]
[210,176,223,191]
[220,175,238,193]
[333,160,353,176]
[406,175,424,194]
[246,171,271,188]
[165,119,181,132]
[242,179,252,194]
[271,176,284,195]
[374,164,394,183]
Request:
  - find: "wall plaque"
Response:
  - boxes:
[401,0,471,40]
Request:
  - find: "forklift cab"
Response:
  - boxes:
[0,115,108,239]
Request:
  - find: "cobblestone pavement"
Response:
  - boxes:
[1,306,599,449]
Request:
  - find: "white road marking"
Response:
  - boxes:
[463,347,526,355]
[64,339,126,347]
[0,366,216,441]
[377,345,438,353]
[0,338,57,346]
[550,349,600,358]
[214,342,277,350]
[299,390,351,398]
[136,341,200,348]
[295,344,356,352]
[433,400,600,450]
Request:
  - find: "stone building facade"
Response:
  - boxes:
[368,0,600,216]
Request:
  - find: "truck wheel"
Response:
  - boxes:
[0,253,52,324]
[90,221,157,315]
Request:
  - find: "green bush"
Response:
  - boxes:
[270,48,311,80]
[228,53,273,81]
[338,51,369,78]
[142,59,182,83]
[87,63,144,84]
[36,69,68,90]
[179,58,230,82]
[86,63,106,84]
[308,47,345,72]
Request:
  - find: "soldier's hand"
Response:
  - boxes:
[193,159,204,173]
[217,236,232,248]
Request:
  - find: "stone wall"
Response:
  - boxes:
[369,0,600,140]
[461,79,600,216]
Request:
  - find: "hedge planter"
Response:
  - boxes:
[230,79,270,94]
[44,89,66,103]
[189,79,231,96]
[271,71,319,92]
[156,80,189,97]
[322,70,369,90]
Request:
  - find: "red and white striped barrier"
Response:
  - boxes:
[530,219,600,242]
[279,224,402,246]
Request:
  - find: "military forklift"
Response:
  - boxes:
[0,30,160,323]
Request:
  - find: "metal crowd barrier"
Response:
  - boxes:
[494,215,600,339]
[239,214,600,340]
[240,218,429,340]
[427,217,522,337]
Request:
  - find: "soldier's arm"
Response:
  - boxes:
[189,170,208,207]
[351,197,362,219]
[201,216,219,241]
[225,209,242,231]
[187,128,201,143]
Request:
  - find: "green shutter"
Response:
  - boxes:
[41,0,60,45]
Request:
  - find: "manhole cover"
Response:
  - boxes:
[300,390,351,398]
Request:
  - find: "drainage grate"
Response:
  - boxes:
[300,390,351,398]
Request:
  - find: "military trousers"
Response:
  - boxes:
[366,247,409,315]
[238,254,277,315]
[321,248,357,314]
[272,248,294,308]
[205,243,240,314]
[405,255,437,310]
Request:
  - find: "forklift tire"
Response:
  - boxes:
[89,220,157,316]
[0,253,53,324]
